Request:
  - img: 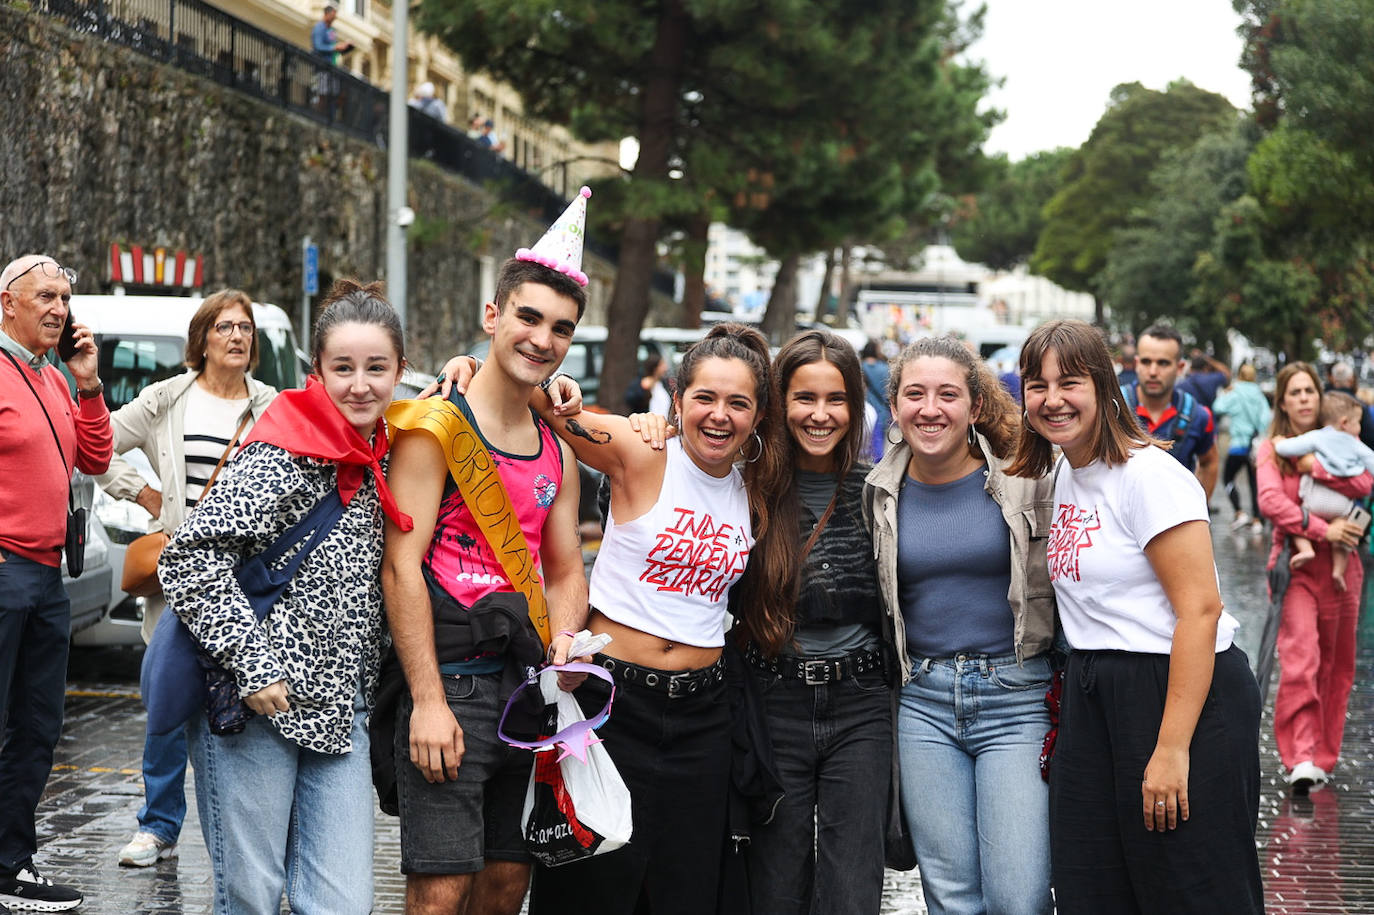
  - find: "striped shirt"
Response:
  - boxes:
[183,383,253,509]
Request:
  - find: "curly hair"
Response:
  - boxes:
[886,335,1020,460]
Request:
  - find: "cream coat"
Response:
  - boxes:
[97,370,276,639]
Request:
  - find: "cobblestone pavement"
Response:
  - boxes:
[30,512,1374,914]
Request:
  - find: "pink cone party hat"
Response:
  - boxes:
[515,186,591,287]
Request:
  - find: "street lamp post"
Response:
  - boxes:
[386,0,409,327]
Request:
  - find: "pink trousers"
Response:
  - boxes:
[1274,545,1360,772]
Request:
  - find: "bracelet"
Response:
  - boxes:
[538,371,566,393]
[557,629,576,640]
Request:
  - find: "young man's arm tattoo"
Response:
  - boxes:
[566,418,612,445]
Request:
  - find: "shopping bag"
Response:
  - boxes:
[501,664,632,866]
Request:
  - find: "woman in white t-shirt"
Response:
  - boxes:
[1008,319,1262,914]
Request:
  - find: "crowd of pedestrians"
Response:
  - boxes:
[2,215,1370,915]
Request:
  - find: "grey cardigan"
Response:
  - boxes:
[863,432,1057,683]
[97,370,277,536]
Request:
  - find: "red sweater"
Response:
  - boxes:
[0,356,113,566]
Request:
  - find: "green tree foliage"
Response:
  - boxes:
[950,148,1072,272]
[1030,81,1237,323]
[731,4,1000,343]
[1223,0,1374,356]
[1097,128,1253,344]
[415,0,984,407]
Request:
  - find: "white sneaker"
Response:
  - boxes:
[1230,513,1252,531]
[118,831,177,867]
[1251,519,1265,536]
[1286,760,1329,795]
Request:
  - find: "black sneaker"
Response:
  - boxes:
[0,864,83,912]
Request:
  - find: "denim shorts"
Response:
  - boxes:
[393,672,532,874]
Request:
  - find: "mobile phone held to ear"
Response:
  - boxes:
[57,312,80,362]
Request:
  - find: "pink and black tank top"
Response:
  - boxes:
[424,401,563,610]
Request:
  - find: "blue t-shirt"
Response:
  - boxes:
[896,466,1015,658]
[311,21,337,61]
[1177,370,1228,408]
[1129,388,1215,472]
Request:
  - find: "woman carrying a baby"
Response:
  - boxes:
[1257,363,1371,794]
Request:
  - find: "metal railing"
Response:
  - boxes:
[34,0,678,294]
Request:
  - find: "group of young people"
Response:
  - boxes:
[92,184,1354,915]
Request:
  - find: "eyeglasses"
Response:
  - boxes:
[5,261,77,291]
[213,321,255,338]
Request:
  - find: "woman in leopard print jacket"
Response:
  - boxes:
[161,281,412,915]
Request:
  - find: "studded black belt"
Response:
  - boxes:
[744,642,886,686]
[595,653,726,699]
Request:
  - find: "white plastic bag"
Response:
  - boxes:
[521,668,632,866]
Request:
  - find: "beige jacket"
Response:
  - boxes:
[98,370,277,537]
[863,432,1058,684]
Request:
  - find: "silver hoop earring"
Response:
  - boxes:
[1115,399,1124,418]
[967,425,978,447]
[1022,410,1038,435]
[885,422,903,446]
[740,431,763,464]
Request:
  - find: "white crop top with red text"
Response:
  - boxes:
[589,437,753,647]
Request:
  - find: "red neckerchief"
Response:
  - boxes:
[241,377,413,531]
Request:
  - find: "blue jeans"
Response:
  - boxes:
[0,550,70,873]
[746,667,892,915]
[137,723,187,844]
[897,652,1054,915]
[187,696,374,915]
[137,594,187,843]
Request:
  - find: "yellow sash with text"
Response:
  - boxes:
[386,397,551,647]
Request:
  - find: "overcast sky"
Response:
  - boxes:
[969,1,1254,160]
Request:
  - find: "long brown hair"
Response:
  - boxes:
[735,330,866,655]
[670,324,785,598]
[1005,319,1159,478]
[887,335,1020,460]
[1266,362,1323,476]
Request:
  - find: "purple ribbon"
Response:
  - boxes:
[497,662,615,763]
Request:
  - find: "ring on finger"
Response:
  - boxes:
[1155,800,1166,808]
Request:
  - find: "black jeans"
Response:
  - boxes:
[1050,645,1263,914]
[745,667,892,915]
[1223,450,1259,518]
[0,550,70,873]
[530,661,730,915]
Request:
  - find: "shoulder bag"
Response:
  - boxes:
[143,485,346,735]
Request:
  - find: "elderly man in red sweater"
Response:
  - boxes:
[0,254,112,914]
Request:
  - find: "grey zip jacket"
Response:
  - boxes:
[863,431,1058,684]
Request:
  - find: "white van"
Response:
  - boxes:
[66,294,305,647]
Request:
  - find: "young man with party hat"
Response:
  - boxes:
[381,189,593,915]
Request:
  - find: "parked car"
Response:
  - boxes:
[62,294,306,647]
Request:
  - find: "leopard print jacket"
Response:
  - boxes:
[162,441,386,755]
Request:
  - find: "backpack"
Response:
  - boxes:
[1121,384,1196,441]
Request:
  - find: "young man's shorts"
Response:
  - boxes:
[393,671,533,873]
